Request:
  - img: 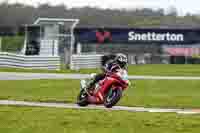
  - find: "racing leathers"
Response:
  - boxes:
[86,59,121,104]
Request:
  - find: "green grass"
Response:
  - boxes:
[1,79,200,108]
[128,64,200,76]
[1,36,24,52]
[0,106,200,133]
[1,64,200,76]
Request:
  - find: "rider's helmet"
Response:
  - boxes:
[114,53,128,69]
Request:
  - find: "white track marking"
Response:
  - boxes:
[0,100,200,114]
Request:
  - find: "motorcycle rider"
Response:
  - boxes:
[86,53,128,104]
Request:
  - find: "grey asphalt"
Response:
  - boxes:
[0,100,199,114]
[1,72,200,80]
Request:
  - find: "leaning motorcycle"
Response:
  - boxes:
[77,68,130,108]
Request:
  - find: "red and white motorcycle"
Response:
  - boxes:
[77,68,130,108]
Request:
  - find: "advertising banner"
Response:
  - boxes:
[75,28,200,44]
[164,47,200,56]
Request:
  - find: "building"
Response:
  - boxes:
[74,27,200,64]
[22,18,79,59]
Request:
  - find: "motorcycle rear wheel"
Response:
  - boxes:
[104,88,122,108]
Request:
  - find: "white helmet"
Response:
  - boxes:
[115,53,128,68]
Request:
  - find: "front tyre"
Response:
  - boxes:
[104,88,122,108]
[77,89,89,106]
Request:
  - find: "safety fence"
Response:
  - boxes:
[70,54,103,70]
[0,52,60,70]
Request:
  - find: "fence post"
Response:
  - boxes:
[0,37,2,52]
[77,43,81,54]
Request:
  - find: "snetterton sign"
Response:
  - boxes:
[128,31,184,42]
[75,28,200,44]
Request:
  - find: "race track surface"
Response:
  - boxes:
[1,72,200,80]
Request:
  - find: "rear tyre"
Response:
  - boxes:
[104,88,122,108]
[77,89,89,106]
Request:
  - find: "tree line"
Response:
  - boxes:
[0,2,200,35]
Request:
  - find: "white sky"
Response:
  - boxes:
[2,0,200,16]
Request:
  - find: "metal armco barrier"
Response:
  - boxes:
[0,52,60,70]
[70,54,103,70]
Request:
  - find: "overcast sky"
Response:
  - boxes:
[2,0,200,16]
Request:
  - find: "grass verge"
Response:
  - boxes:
[0,106,200,133]
[0,79,200,108]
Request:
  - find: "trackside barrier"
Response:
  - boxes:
[70,54,103,70]
[0,52,60,70]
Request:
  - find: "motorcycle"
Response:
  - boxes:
[77,68,130,108]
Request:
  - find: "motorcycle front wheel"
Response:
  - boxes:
[104,88,122,108]
[77,89,89,106]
